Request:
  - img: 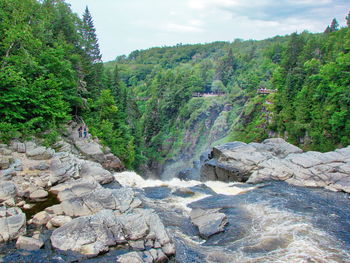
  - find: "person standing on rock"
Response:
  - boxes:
[83,126,88,138]
[78,126,83,138]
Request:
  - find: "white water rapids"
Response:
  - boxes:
[114,171,350,263]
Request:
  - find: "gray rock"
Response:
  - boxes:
[10,141,26,153]
[31,211,52,225]
[190,208,228,239]
[60,187,141,217]
[0,181,17,202]
[51,209,175,258]
[26,146,54,160]
[116,252,144,263]
[203,138,350,193]
[16,236,44,250]
[50,215,72,227]
[0,182,17,202]
[74,140,105,163]
[80,161,114,184]
[0,207,26,242]
[29,189,48,201]
[0,156,12,170]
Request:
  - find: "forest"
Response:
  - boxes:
[1,0,349,173]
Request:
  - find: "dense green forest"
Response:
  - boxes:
[0,0,137,167]
[1,0,349,173]
[105,14,350,173]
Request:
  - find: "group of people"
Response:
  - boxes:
[78,126,88,139]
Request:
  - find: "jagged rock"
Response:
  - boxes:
[102,153,124,171]
[49,154,78,185]
[80,161,114,184]
[0,181,17,202]
[31,163,50,171]
[202,138,350,193]
[29,189,48,201]
[0,156,12,170]
[116,252,144,263]
[11,141,26,153]
[0,207,26,242]
[0,148,12,156]
[16,236,44,250]
[51,178,102,198]
[51,209,175,258]
[31,211,52,226]
[49,215,72,227]
[26,146,54,160]
[59,187,141,217]
[74,140,105,163]
[45,204,64,215]
[190,208,228,239]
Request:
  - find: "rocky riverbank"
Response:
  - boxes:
[201,138,350,193]
[0,128,175,262]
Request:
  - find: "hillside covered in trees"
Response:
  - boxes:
[1,0,349,176]
[104,14,350,175]
[0,0,136,167]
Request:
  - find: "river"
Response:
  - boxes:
[2,171,350,263]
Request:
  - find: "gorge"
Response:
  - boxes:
[1,1,350,262]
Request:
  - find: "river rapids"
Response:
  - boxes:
[1,171,350,263]
[115,171,350,263]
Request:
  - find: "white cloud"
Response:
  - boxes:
[164,23,204,33]
[188,0,238,10]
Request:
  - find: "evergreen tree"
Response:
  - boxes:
[82,6,102,64]
[330,18,339,32]
[346,11,350,27]
[81,6,103,96]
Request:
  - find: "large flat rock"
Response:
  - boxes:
[0,207,26,242]
[201,138,350,193]
[51,209,175,258]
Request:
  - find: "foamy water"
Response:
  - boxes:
[114,171,350,263]
[114,171,255,195]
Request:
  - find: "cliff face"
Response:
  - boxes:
[201,138,350,193]
[0,128,175,261]
[158,96,243,180]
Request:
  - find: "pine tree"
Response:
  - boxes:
[82,6,102,64]
[330,18,339,32]
[346,11,350,27]
[81,6,103,97]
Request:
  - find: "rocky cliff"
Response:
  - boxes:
[0,131,175,262]
[201,138,350,193]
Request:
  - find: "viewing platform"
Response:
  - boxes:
[192,92,225,98]
[257,88,277,94]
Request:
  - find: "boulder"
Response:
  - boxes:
[60,187,141,217]
[50,178,101,197]
[31,211,52,226]
[0,181,17,202]
[49,154,78,185]
[51,209,175,258]
[190,208,228,239]
[0,156,12,170]
[202,138,350,193]
[0,207,26,242]
[116,252,144,263]
[29,189,48,201]
[101,153,124,171]
[49,215,72,227]
[16,236,44,250]
[74,140,105,163]
[11,141,26,153]
[80,161,114,184]
[26,146,54,160]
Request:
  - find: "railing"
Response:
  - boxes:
[257,88,277,94]
[192,92,225,97]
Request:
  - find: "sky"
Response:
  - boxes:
[65,0,349,62]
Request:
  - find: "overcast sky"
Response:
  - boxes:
[65,0,349,62]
